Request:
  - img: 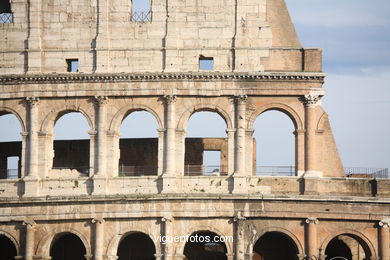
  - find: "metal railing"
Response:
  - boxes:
[256,166,296,176]
[131,11,152,22]
[52,166,89,175]
[0,169,18,179]
[119,165,158,176]
[344,167,389,179]
[184,165,228,176]
[0,13,13,23]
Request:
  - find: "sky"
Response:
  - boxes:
[1,0,389,172]
[285,0,390,170]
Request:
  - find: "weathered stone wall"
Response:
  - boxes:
[0,0,322,74]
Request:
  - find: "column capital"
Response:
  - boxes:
[23,219,36,228]
[26,97,40,106]
[234,95,248,105]
[303,94,322,107]
[92,218,105,224]
[305,218,319,224]
[94,96,109,106]
[161,215,174,222]
[164,95,177,104]
[379,219,390,228]
[233,211,246,222]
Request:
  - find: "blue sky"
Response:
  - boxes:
[285,0,390,170]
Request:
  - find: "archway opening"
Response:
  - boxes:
[0,113,23,179]
[50,233,87,260]
[253,231,298,260]
[185,111,228,176]
[253,110,295,176]
[117,232,156,260]
[119,111,159,176]
[184,231,227,260]
[0,234,17,260]
[325,234,371,260]
[52,112,90,175]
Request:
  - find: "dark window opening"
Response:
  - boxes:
[50,233,86,260]
[253,232,299,260]
[117,232,156,260]
[0,0,12,24]
[0,235,17,260]
[66,59,79,72]
[199,56,214,71]
[131,0,152,22]
[184,231,227,260]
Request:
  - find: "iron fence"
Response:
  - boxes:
[184,165,228,176]
[256,166,296,176]
[344,167,389,179]
[131,11,152,22]
[0,13,13,23]
[119,165,158,176]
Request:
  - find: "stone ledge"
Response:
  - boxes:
[0,72,326,85]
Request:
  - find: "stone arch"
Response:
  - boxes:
[109,104,163,134]
[35,228,91,257]
[176,226,233,256]
[178,104,233,131]
[0,230,20,255]
[40,105,95,134]
[320,229,376,258]
[247,102,303,131]
[106,229,160,257]
[0,107,26,133]
[316,111,328,131]
[249,227,304,256]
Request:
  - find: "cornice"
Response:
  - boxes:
[0,72,325,85]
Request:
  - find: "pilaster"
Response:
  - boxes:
[303,94,323,177]
[23,219,36,260]
[92,218,105,260]
[305,218,319,259]
[379,219,390,260]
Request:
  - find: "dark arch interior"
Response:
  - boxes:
[0,235,17,260]
[325,235,371,260]
[253,232,298,260]
[184,231,227,260]
[117,232,156,260]
[50,233,86,260]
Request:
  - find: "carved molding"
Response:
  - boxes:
[0,72,326,84]
[92,218,105,224]
[234,95,248,105]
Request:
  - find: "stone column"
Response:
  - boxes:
[23,220,36,260]
[92,218,105,260]
[226,128,235,175]
[305,218,319,259]
[379,220,390,260]
[233,95,248,193]
[20,131,29,178]
[294,130,305,177]
[164,95,177,175]
[93,97,108,195]
[163,96,177,193]
[24,98,40,196]
[162,216,174,260]
[26,97,39,178]
[95,96,108,176]
[303,94,322,177]
[234,212,246,260]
